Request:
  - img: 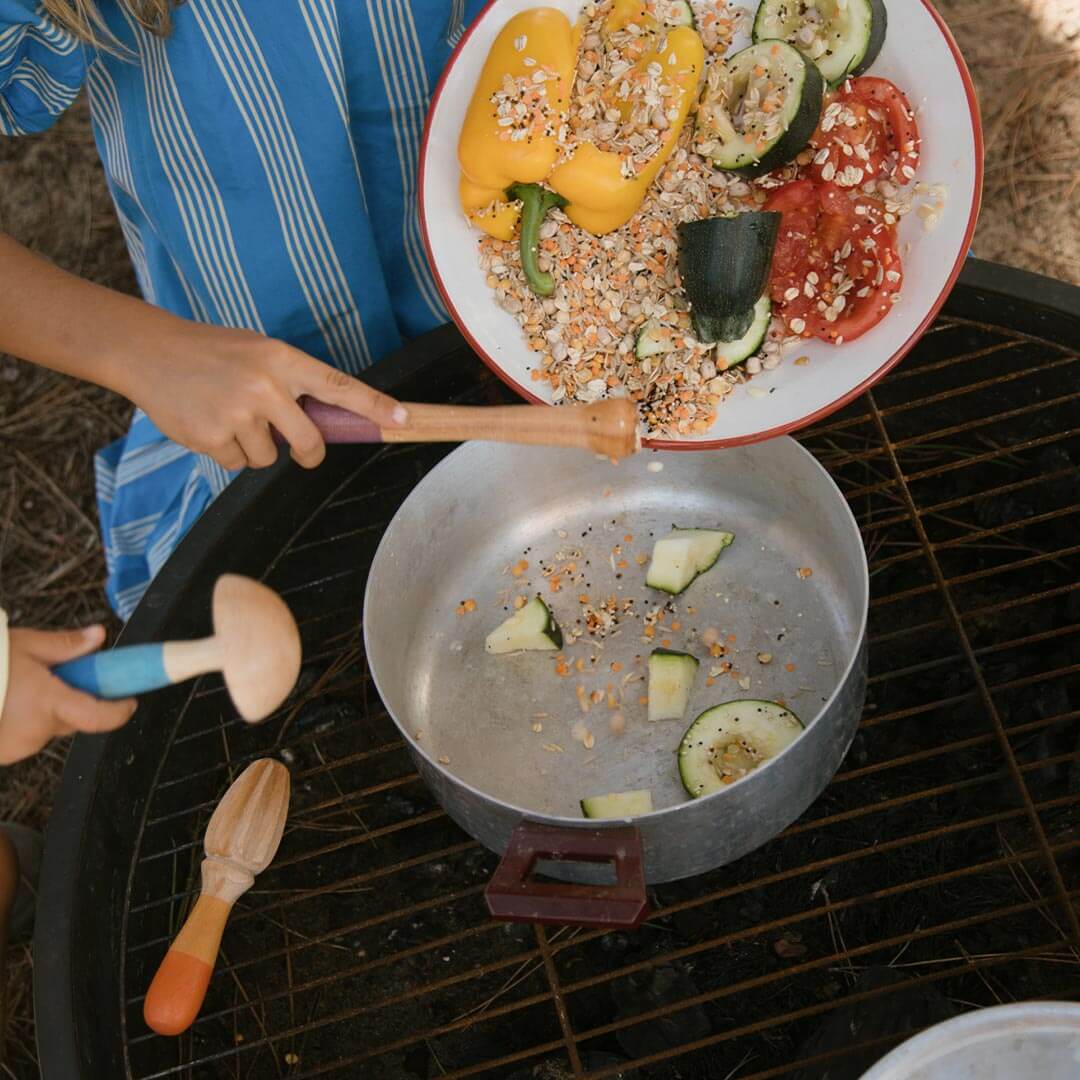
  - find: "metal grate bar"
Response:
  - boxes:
[840,427,1077,502]
[128,922,536,1040]
[564,858,1080,1003]
[950,624,1078,661]
[871,551,1079,609]
[129,834,1080,1038]
[857,466,1079,536]
[143,904,1077,1080]
[130,747,1079,925]
[118,310,1080,1080]
[805,382,1078,475]
[854,353,1076,429]
[867,391,1080,939]
[132,889,1071,1075]
[535,925,585,1075]
[537,795,1080,961]
[833,724,1056,784]
[882,335,1055,382]
[799,335,1046,440]
[865,622,1079,690]
[869,508,1079,575]
[187,880,487,983]
[127,792,1077,1022]
[146,562,1077,796]
[142,767,419,838]
[288,1038,568,1080]
[152,719,400,789]
[141,619,1079,861]
[580,939,1080,1080]
[127,793,1079,1007]
[128,839,479,945]
[126,768,1019,918]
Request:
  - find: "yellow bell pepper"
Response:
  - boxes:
[460,176,520,241]
[605,0,658,34]
[458,8,577,239]
[548,25,704,236]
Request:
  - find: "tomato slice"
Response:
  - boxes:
[808,95,887,188]
[807,77,921,188]
[807,240,902,345]
[763,178,817,304]
[847,77,921,184]
[764,179,902,344]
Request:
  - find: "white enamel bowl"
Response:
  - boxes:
[859,1003,1080,1079]
[420,0,983,449]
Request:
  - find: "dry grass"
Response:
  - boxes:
[0,4,1076,1075]
[947,0,1080,282]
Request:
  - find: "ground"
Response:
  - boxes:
[0,1,1076,1074]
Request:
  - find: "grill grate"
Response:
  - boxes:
[112,294,1078,1079]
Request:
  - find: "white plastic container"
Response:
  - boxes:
[860,1002,1080,1079]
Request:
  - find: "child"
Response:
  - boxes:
[0,0,484,618]
[0,611,123,985]
[0,611,134,764]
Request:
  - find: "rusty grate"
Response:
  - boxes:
[112,300,1078,1079]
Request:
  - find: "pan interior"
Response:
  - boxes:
[366,439,866,819]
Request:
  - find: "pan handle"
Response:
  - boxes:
[485,822,649,929]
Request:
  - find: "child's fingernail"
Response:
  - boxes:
[392,405,409,426]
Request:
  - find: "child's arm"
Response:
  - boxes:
[0,622,135,765]
[0,234,408,470]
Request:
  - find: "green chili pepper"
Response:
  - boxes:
[505,182,568,298]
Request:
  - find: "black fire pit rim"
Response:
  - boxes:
[33,262,1079,1077]
[33,323,459,1077]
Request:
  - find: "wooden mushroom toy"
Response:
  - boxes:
[299,396,641,460]
[52,575,301,722]
[143,758,291,1036]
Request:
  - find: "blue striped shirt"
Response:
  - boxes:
[0,0,479,617]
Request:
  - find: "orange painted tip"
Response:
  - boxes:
[144,950,213,1037]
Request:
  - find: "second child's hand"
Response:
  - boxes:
[0,234,407,471]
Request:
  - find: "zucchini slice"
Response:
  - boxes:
[662,0,695,27]
[648,648,699,722]
[678,212,780,322]
[678,700,804,797]
[695,40,824,176]
[635,319,677,360]
[581,789,654,818]
[645,527,734,596]
[753,0,887,86]
[714,295,772,367]
[485,596,563,654]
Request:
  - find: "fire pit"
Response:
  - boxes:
[36,263,1079,1079]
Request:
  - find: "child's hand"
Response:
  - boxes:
[0,626,136,764]
[126,323,408,472]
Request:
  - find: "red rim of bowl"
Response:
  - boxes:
[419,0,984,451]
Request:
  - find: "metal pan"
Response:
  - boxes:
[364,437,867,926]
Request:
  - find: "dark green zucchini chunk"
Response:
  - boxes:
[678,211,780,322]
[695,39,824,176]
[692,309,753,345]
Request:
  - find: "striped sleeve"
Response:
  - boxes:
[0,0,85,134]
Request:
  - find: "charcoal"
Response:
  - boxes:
[792,967,956,1079]
[973,493,1034,529]
[611,965,711,1059]
[288,698,359,737]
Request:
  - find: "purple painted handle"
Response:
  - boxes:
[301,398,383,444]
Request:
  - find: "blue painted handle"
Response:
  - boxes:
[53,643,171,699]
